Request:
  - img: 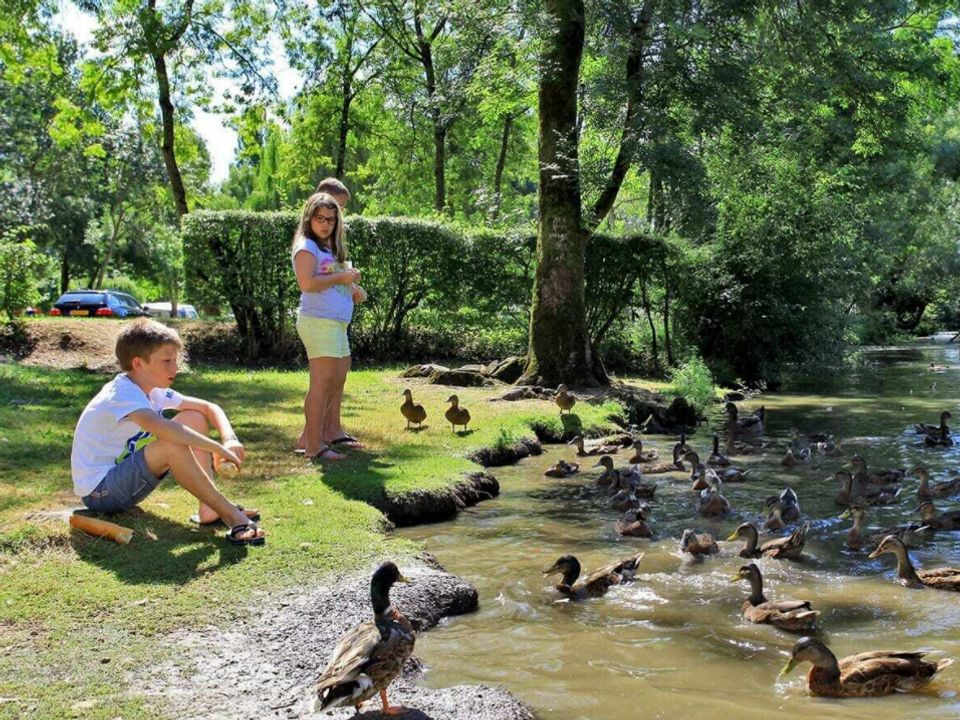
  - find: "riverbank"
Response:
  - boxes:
[0,361,624,718]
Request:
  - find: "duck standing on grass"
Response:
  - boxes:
[400,389,427,429]
[781,636,954,697]
[312,562,415,715]
[444,394,471,432]
[555,384,576,415]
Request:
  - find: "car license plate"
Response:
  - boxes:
[70,309,89,316]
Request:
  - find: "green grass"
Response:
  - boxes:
[0,363,622,718]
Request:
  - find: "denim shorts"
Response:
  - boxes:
[82,449,165,513]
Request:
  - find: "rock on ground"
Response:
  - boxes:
[137,557,535,720]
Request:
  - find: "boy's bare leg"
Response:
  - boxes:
[172,410,256,524]
[142,439,263,540]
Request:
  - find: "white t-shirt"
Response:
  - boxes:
[71,374,184,497]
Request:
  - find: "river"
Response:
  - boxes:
[399,338,960,719]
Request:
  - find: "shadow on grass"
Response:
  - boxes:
[71,508,246,586]
[561,414,583,432]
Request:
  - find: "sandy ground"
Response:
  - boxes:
[138,556,536,720]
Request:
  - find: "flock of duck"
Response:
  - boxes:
[314,387,960,715]
[538,397,959,700]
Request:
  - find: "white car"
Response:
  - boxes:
[143,302,199,319]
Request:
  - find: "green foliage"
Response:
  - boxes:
[0,232,53,320]
[667,355,715,413]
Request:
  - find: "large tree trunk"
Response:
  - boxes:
[519,0,605,387]
[153,53,189,219]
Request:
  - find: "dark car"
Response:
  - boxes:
[50,290,148,318]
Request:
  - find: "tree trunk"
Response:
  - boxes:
[153,53,189,219]
[639,274,659,372]
[662,262,674,366]
[519,0,604,387]
[491,114,512,221]
[432,122,446,213]
[415,15,446,213]
[335,92,352,180]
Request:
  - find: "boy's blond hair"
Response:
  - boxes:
[315,177,350,202]
[115,319,183,371]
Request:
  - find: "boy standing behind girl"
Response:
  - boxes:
[291,179,367,461]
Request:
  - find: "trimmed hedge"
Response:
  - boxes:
[183,210,664,363]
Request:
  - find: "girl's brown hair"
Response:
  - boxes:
[292,192,348,263]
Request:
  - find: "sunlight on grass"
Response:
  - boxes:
[0,361,625,718]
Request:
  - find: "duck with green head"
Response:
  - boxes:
[313,561,414,715]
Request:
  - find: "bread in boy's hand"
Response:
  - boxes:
[219,461,240,479]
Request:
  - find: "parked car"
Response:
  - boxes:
[50,290,148,318]
[142,302,199,319]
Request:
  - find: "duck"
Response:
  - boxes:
[444,395,471,432]
[593,455,620,487]
[781,446,811,467]
[542,552,644,600]
[835,470,901,507]
[312,562,415,715]
[698,477,731,518]
[400,389,427,429]
[707,433,730,467]
[787,427,812,455]
[617,508,653,538]
[780,636,954,697]
[685,451,750,484]
[610,488,642,513]
[929,362,950,371]
[555,384,576,415]
[544,459,580,478]
[764,488,801,529]
[842,505,932,550]
[726,522,803,559]
[731,563,818,631]
[570,435,620,457]
[915,410,952,438]
[868,535,960,591]
[850,455,904,486]
[628,439,658,464]
[759,522,808,560]
[726,402,765,438]
[815,437,844,457]
[913,466,960,500]
[635,441,688,474]
[680,528,718,557]
[916,498,960,531]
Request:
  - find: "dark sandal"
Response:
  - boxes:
[227,522,265,546]
[306,445,345,462]
[330,434,364,448]
[190,505,261,527]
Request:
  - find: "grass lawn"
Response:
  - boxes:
[0,362,622,719]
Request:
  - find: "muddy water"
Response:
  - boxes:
[399,339,960,719]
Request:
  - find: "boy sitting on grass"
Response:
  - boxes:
[70,319,265,545]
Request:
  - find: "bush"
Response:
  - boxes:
[0,235,53,321]
[668,355,715,413]
[183,211,535,360]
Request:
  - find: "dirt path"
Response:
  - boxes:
[139,556,536,719]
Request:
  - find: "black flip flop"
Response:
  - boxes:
[190,505,261,527]
[330,434,364,448]
[227,522,265,546]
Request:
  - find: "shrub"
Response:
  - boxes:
[183,211,535,360]
[668,355,715,413]
[0,235,53,321]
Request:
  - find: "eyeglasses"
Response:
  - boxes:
[312,214,337,226]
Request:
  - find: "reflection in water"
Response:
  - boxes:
[400,341,960,719]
